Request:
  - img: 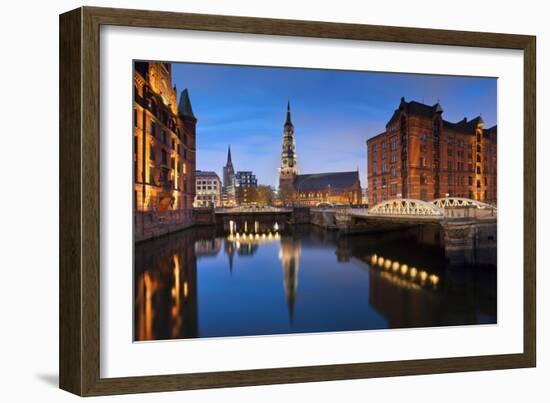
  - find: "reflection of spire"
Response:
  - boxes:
[278,236,301,326]
[224,239,235,274]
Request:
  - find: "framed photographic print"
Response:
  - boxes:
[59,6,536,396]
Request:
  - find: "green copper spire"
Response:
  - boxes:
[178,88,195,118]
[285,100,293,126]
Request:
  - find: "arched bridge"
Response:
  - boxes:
[368,199,445,218]
[432,197,496,210]
[338,197,496,220]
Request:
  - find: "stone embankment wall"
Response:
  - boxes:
[134,210,194,243]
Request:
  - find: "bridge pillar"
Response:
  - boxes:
[291,207,311,224]
[442,222,476,265]
[442,221,497,266]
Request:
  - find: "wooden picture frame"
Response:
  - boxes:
[59,6,536,396]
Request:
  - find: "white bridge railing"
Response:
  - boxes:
[432,197,496,210]
[368,199,445,217]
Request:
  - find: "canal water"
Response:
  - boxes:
[134,225,496,341]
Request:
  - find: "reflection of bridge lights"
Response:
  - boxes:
[367,254,440,291]
[410,267,418,279]
[429,274,439,286]
[183,281,189,298]
[262,233,266,239]
[380,271,421,290]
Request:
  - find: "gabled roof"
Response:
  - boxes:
[483,125,497,139]
[387,97,443,126]
[443,116,485,134]
[178,88,195,118]
[293,171,360,191]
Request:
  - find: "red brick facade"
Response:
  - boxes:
[367,98,497,206]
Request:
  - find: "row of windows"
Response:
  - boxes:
[197,179,220,185]
[371,190,490,203]
[372,174,495,187]
[134,107,191,148]
[197,185,219,191]
[370,135,495,151]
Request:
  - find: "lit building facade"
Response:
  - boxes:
[367,98,497,206]
[235,171,257,205]
[133,62,197,240]
[194,170,222,207]
[278,102,362,206]
[235,171,258,188]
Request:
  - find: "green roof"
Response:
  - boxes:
[178,88,195,118]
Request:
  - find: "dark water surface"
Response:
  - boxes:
[134,225,496,341]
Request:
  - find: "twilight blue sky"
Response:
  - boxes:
[171,63,497,188]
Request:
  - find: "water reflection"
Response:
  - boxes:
[134,225,496,341]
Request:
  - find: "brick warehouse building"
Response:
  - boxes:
[367,98,497,206]
[133,62,197,241]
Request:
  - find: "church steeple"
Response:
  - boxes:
[279,101,299,191]
[226,145,233,165]
[285,100,293,127]
[223,145,235,187]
